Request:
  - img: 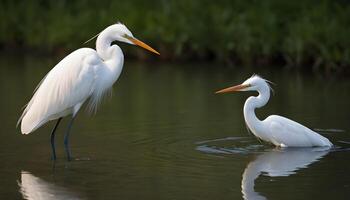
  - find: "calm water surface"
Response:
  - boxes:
[0,54,350,199]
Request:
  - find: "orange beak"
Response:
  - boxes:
[215,84,250,94]
[127,37,160,55]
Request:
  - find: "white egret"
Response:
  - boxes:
[18,23,160,160]
[216,75,333,147]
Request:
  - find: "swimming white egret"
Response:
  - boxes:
[18,23,160,160]
[216,75,333,147]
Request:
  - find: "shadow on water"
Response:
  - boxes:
[19,171,85,200]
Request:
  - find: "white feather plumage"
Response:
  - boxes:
[18,23,130,134]
[217,75,333,147]
[242,76,332,147]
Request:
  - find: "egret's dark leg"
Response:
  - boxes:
[50,118,62,161]
[64,116,76,161]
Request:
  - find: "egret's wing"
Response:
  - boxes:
[266,115,331,147]
[19,48,103,134]
[265,115,314,146]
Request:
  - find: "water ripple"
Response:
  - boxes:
[196,136,350,156]
[196,136,268,155]
[314,128,346,133]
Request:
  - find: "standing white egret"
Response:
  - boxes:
[18,23,160,161]
[215,75,333,147]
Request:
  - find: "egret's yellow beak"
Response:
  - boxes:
[215,84,250,94]
[126,36,160,55]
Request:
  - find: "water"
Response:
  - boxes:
[0,54,350,199]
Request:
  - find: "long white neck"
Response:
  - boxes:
[96,30,124,62]
[95,30,124,89]
[243,84,270,139]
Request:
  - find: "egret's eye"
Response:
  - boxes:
[244,83,252,88]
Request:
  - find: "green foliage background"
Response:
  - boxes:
[1,0,350,70]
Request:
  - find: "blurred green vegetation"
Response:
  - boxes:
[1,0,350,71]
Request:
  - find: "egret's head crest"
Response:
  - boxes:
[243,74,275,94]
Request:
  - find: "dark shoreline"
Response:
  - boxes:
[1,45,349,77]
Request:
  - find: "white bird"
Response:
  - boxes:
[216,75,333,147]
[18,23,160,160]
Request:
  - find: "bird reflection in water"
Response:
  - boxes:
[241,147,330,200]
[19,171,84,200]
